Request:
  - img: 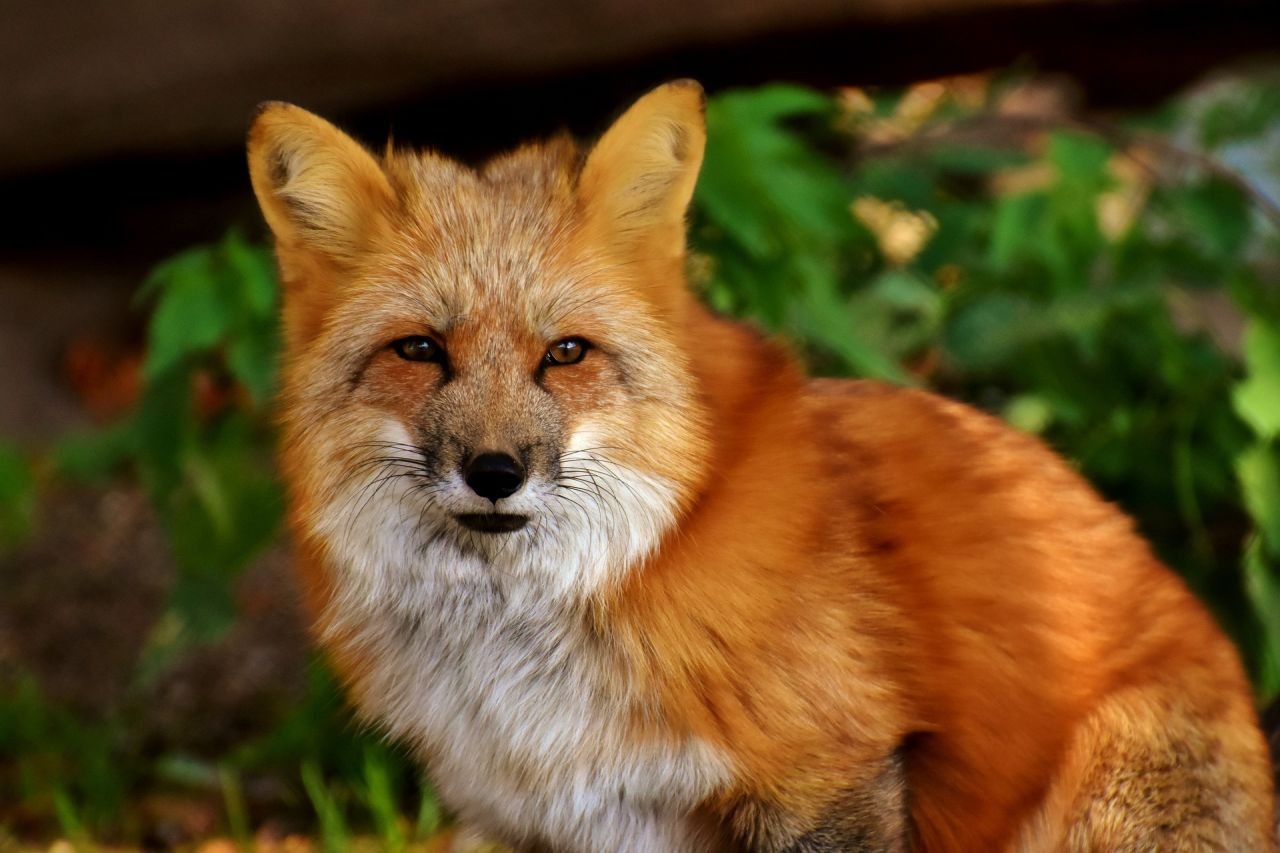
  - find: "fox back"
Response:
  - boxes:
[248,83,1275,851]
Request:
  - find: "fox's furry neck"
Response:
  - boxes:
[325,562,730,850]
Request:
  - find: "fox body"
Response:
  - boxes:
[248,82,1275,851]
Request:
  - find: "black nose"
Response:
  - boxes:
[463,452,525,502]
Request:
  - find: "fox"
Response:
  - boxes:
[246,81,1276,851]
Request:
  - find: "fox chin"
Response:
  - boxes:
[248,81,1275,851]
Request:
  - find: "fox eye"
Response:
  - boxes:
[545,338,589,366]
[391,336,443,363]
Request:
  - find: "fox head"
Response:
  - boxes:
[248,82,716,605]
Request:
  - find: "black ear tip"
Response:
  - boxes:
[251,100,291,122]
[248,101,291,150]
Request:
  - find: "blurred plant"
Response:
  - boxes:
[0,677,128,834]
[1,234,435,841]
[0,441,34,552]
[131,231,283,643]
[47,233,284,643]
[4,67,1280,842]
[1236,309,1280,689]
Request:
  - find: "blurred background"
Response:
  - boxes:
[2,0,1279,849]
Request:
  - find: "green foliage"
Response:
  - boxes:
[0,677,128,834]
[140,229,280,404]
[692,74,1280,685]
[362,747,409,851]
[218,766,252,847]
[1236,316,1280,695]
[1236,320,1280,441]
[2,231,433,841]
[0,441,34,553]
[1192,70,1280,150]
[120,231,284,642]
[696,85,907,381]
[5,69,1280,842]
[302,760,351,852]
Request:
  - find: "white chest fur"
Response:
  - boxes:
[305,422,731,850]
[323,565,729,852]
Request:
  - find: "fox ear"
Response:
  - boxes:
[580,80,706,258]
[247,102,396,267]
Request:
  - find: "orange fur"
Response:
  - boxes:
[248,83,1275,851]
[610,341,1274,846]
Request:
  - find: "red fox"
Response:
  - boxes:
[247,81,1275,850]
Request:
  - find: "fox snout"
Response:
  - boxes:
[254,83,711,586]
[415,359,564,520]
[463,451,526,502]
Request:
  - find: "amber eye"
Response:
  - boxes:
[391,336,443,363]
[545,338,589,366]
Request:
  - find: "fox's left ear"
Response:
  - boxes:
[247,102,396,269]
[580,80,706,259]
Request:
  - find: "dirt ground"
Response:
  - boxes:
[1,259,309,723]
[0,263,321,847]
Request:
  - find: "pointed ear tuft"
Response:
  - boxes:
[247,103,395,266]
[580,81,706,257]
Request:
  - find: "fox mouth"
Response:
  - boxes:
[455,513,530,533]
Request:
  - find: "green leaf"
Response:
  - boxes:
[989,193,1043,273]
[697,85,851,258]
[165,445,283,581]
[1003,394,1054,434]
[1228,268,1280,325]
[1177,178,1251,262]
[153,754,220,788]
[1045,134,1109,283]
[870,269,941,316]
[51,419,137,483]
[302,761,351,853]
[789,262,911,383]
[1234,320,1280,440]
[167,567,239,641]
[1048,131,1111,185]
[0,441,35,552]
[854,160,935,210]
[135,366,196,501]
[944,293,1043,371]
[144,252,233,380]
[1239,443,1280,551]
[1197,78,1280,149]
[362,747,406,852]
[845,270,943,360]
[1242,539,1280,697]
[927,143,1028,175]
[219,766,253,848]
[222,231,278,317]
[227,321,280,405]
[137,245,215,303]
[415,788,443,839]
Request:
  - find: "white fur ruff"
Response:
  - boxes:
[305,421,731,851]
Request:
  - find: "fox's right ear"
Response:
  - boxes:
[247,103,396,268]
[579,80,706,260]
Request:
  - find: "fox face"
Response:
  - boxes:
[249,83,713,603]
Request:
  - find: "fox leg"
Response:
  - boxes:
[1016,683,1274,852]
